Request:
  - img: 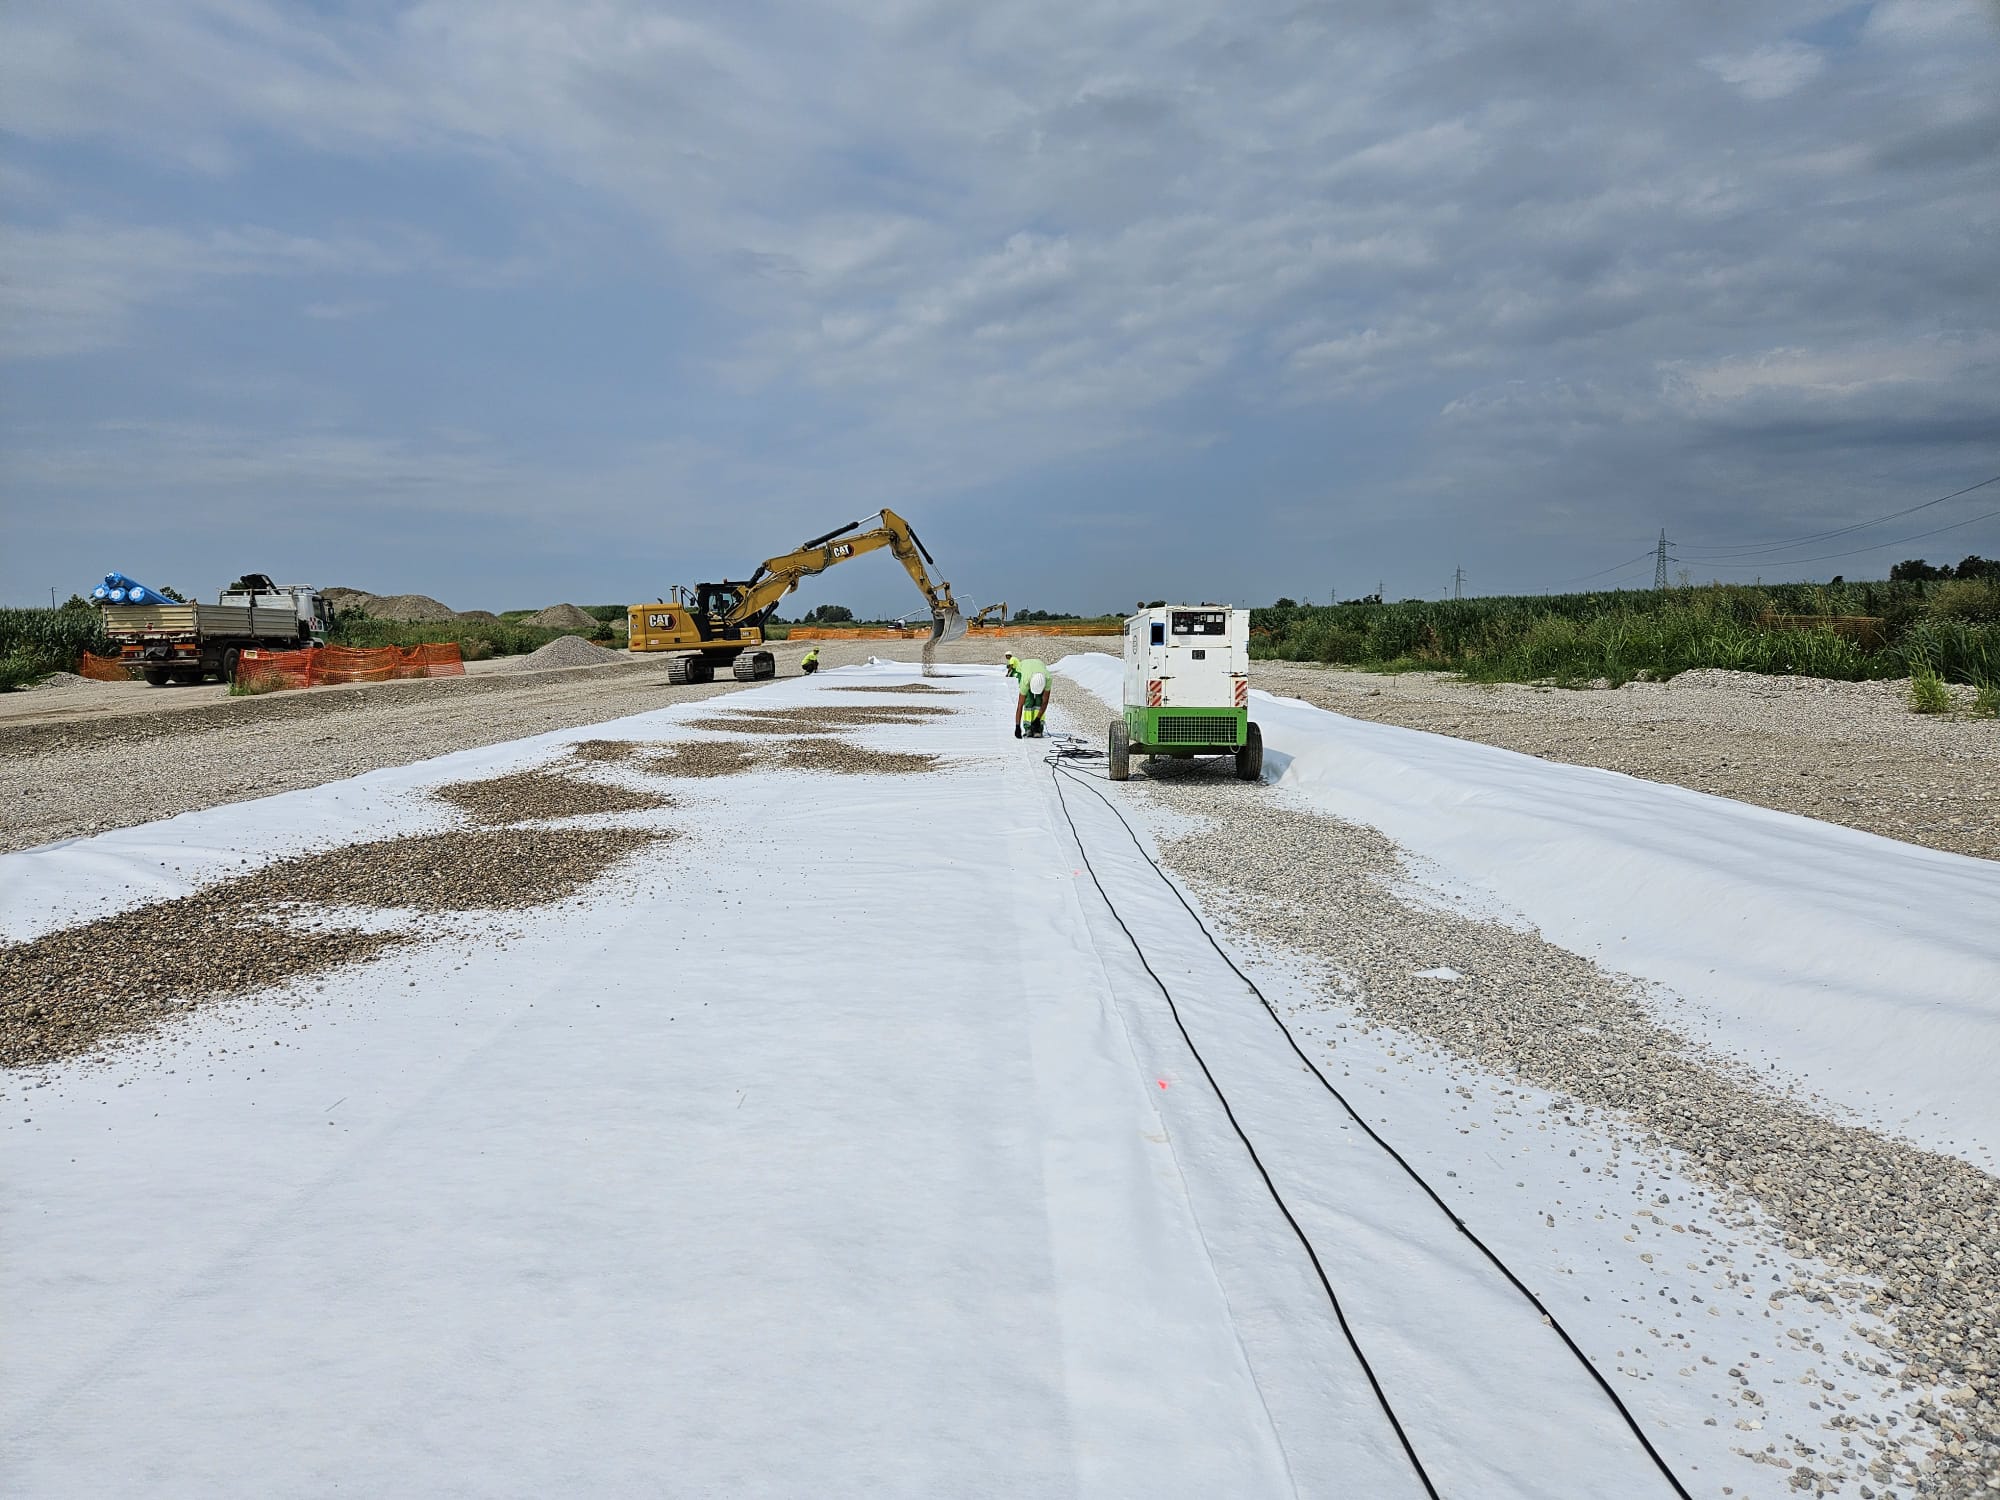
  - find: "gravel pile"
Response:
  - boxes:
[494,635,628,673]
[773,739,938,776]
[269,826,672,911]
[344,592,459,622]
[431,769,671,823]
[1145,784,1998,1497]
[1250,662,2000,861]
[0,890,406,1067]
[643,742,761,778]
[682,715,841,736]
[528,603,598,630]
[28,672,90,691]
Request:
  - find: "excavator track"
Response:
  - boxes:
[732,651,776,682]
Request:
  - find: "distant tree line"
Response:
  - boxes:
[1890,555,1998,583]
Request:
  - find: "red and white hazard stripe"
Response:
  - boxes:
[1147,679,1163,707]
[1233,676,1248,708]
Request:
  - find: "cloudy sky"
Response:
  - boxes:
[3,1,1997,615]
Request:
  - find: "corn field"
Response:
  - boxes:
[1251,580,2000,689]
[0,607,111,691]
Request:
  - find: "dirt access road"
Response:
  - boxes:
[0,636,1072,855]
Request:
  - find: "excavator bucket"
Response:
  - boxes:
[929,607,967,647]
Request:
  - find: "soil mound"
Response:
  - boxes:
[529,603,598,630]
[320,589,458,622]
[495,635,629,673]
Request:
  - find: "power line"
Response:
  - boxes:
[1678,473,2000,558]
[1697,504,2000,571]
[1538,550,1657,589]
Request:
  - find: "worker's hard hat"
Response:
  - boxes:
[1029,671,1047,695]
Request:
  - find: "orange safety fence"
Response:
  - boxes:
[237,642,465,690]
[78,652,138,682]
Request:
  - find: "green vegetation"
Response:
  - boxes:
[1909,671,1952,714]
[0,604,112,691]
[329,610,578,659]
[1251,577,2000,691]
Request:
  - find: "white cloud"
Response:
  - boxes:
[1702,42,1826,102]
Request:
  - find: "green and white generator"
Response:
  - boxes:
[1108,605,1263,782]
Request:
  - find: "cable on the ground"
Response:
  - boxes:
[1051,759,1693,1500]
[1048,761,1442,1499]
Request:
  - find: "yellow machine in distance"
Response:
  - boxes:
[628,509,967,683]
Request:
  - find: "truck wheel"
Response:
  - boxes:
[221,648,241,685]
[1108,719,1130,782]
[1235,721,1264,782]
[143,668,169,688]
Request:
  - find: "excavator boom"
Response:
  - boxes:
[727,509,964,644]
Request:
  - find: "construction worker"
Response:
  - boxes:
[800,647,820,675]
[1012,657,1051,738]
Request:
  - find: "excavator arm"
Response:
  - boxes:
[729,509,965,644]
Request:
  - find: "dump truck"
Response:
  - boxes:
[1108,604,1262,782]
[102,573,332,686]
[628,510,966,683]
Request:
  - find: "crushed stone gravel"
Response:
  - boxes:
[772,738,939,776]
[1,826,672,1067]
[826,683,959,695]
[493,635,628,672]
[431,769,672,824]
[267,826,673,911]
[642,742,762,778]
[568,739,640,762]
[0,891,406,1068]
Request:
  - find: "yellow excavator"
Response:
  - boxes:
[969,602,1009,628]
[627,509,966,683]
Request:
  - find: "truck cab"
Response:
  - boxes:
[218,573,330,642]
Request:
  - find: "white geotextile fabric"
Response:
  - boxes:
[3,657,1951,1496]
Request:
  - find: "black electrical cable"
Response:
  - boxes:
[1048,763,1442,1500]
[1678,473,2000,558]
[1052,760,1693,1500]
[1693,505,2000,571]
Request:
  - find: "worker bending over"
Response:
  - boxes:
[1011,656,1051,738]
[800,648,820,675]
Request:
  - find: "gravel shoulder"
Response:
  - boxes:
[0,635,1076,855]
[1248,663,1999,861]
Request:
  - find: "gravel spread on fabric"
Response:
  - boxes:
[1252,662,2000,862]
[681,716,843,736]
[1146,781,1997,1498]
[264,827,673,911]
[826,683,959,695]
[772,739,938,775]
[723,704,956,723]
[0,891,407,1067]
[430,769,672,823]
[642,742,762,778]
[1,826,671,1067]
[568,739,639,762]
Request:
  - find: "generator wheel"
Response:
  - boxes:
[1235,721,1264,782]
[1108,719,1130,782]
